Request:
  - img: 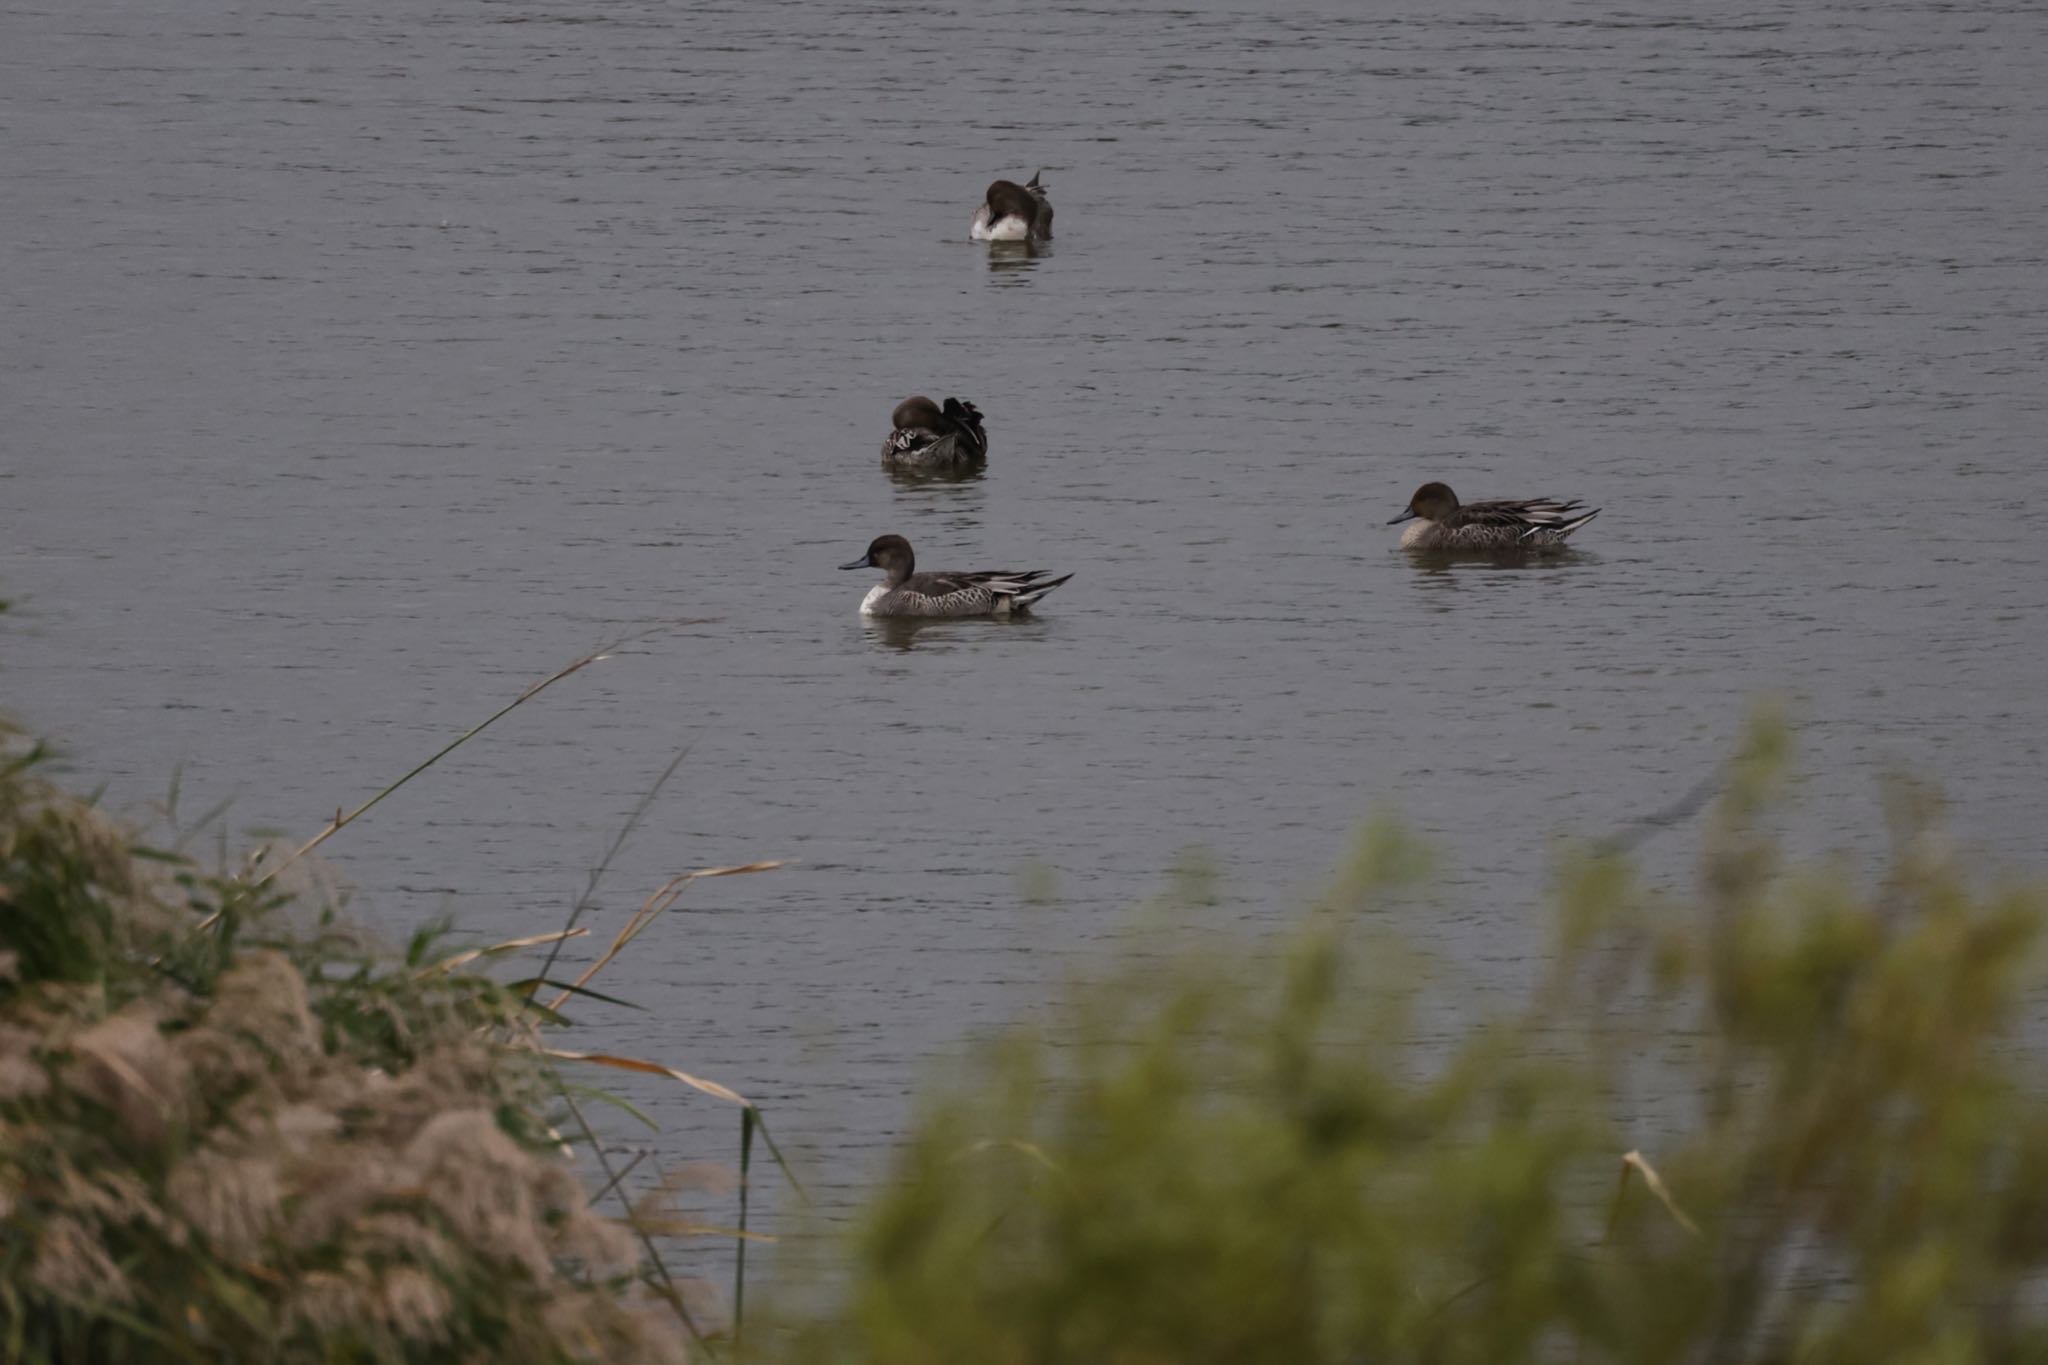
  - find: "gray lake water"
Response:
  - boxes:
[6,0,2048,1259]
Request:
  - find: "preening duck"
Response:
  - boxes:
[881,395,989,471]
[970,171,1054,243]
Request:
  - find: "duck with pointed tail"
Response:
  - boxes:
[839,535,1073,617]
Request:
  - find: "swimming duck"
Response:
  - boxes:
[970,172,1054,242]
[881,396,989,470]
[1388,482,1600,551]
[839,534,1072,617]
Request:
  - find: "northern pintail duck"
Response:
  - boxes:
[839,534,1072,617]
[970,171,1054,242]
[1388,481,1600,551]
[881,395,989,471]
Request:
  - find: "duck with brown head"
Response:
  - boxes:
[881,395,989,470]
[1388,482,1600,551]
[970,171,1054,242]
[838,534,1073,617]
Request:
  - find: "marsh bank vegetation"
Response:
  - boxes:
[4,629,2045,1363]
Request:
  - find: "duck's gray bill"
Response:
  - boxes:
[838,556,872,570]
[1386,509,1418,525]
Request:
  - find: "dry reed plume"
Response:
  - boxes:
[1,702,736,1363]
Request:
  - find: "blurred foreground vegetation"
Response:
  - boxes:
[7,686,2048,1364]
[758,717,2048,1365]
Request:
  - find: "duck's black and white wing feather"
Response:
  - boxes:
[882,398,988,467]
[897,568,1072,615]
[1445,497,1600,544]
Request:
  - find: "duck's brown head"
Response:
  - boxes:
[890,396,944,432]
[1388,482,1459,525]
[840,534,915,583]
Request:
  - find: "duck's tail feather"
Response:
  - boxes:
[940,397,988,457]
[1523,507,1600,540]
[1005,571,1074,610]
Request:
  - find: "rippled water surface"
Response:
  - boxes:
[6,0,2047,1236]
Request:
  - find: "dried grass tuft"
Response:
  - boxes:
[167,1143,283,1258]
[373,1264,455,1344]
[66,1007,188,1147]
[1,715,700,1363]
[210,949,323,1060]
[30,1214,133,1305]
[0,1022,50,1101]
[404,1109,560,1280]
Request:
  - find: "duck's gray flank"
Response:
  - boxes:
[882,395,988,470]
[839,534,1073,617]
[1388,481,1600,551]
